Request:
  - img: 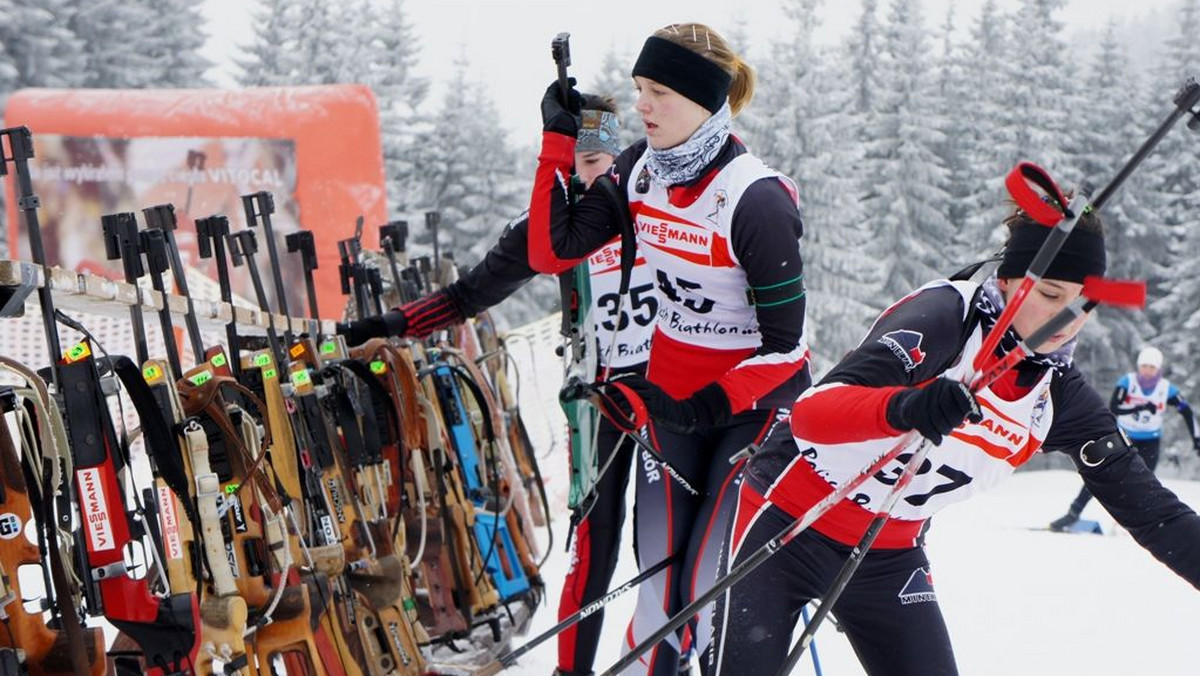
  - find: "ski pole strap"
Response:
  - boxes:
[592,175,637,295]
[1005,162,1072,226]
[593,379,649,432]
[746,275,805,308]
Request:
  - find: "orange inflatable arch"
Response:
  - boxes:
[4,85,387,320]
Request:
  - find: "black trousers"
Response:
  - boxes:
[709,485,957,676]
[621,409,782,676]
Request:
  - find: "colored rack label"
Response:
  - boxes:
[64,342,92,363]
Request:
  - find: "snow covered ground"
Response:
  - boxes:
[507,471,1200,676]
[504,315,1200,675]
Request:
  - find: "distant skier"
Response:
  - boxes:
[1049,345,1200,531]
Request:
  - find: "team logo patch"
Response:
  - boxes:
[707,189,729,223]
[1031,388,1051,428]
[635,167,651,194]
[898,567,937,605]
[878,330,926,372]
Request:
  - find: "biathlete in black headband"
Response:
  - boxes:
[708,206,1200,675]
[529,21,810,676]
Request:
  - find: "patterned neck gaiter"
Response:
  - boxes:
[644,102,732,188]
[976,275,1076,373]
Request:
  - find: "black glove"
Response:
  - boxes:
[886,378,982,445]
[596,374,731,434]
[1138,402,1159,415]
[1192,438,1200,454]
[541,78,582,137]
[335,309,408,347]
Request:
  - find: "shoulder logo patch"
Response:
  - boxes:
[879,330,926,372]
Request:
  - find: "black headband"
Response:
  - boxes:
[997,224,1107,283]
[632,36,732,113]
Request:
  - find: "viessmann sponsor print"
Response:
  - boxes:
[78,467,116,552]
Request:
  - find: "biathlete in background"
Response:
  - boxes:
[1049,344,1200,531]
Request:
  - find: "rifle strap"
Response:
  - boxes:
[178,377,279,512]
[592,174,638,296]
[188,421,240,599]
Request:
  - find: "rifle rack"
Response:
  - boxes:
[0,258,332,338]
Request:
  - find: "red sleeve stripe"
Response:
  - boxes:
[527,131,581,274]
[400,291,463,338]
[789,382,906,444]
[716,345,809,413]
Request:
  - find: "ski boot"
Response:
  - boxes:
[1048,508,1081,532]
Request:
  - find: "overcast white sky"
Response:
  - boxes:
[200,0,1178,145]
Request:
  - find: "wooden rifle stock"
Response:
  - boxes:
[0,374,104,676]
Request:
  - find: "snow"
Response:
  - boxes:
[503,319,1200,675]
[502,469,1200,675]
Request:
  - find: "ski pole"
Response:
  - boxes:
[476,552,681,676]
[777,441,934,676]
[972,78,1199,382]
[1091,77,1198,209]
[800,603,823,676]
